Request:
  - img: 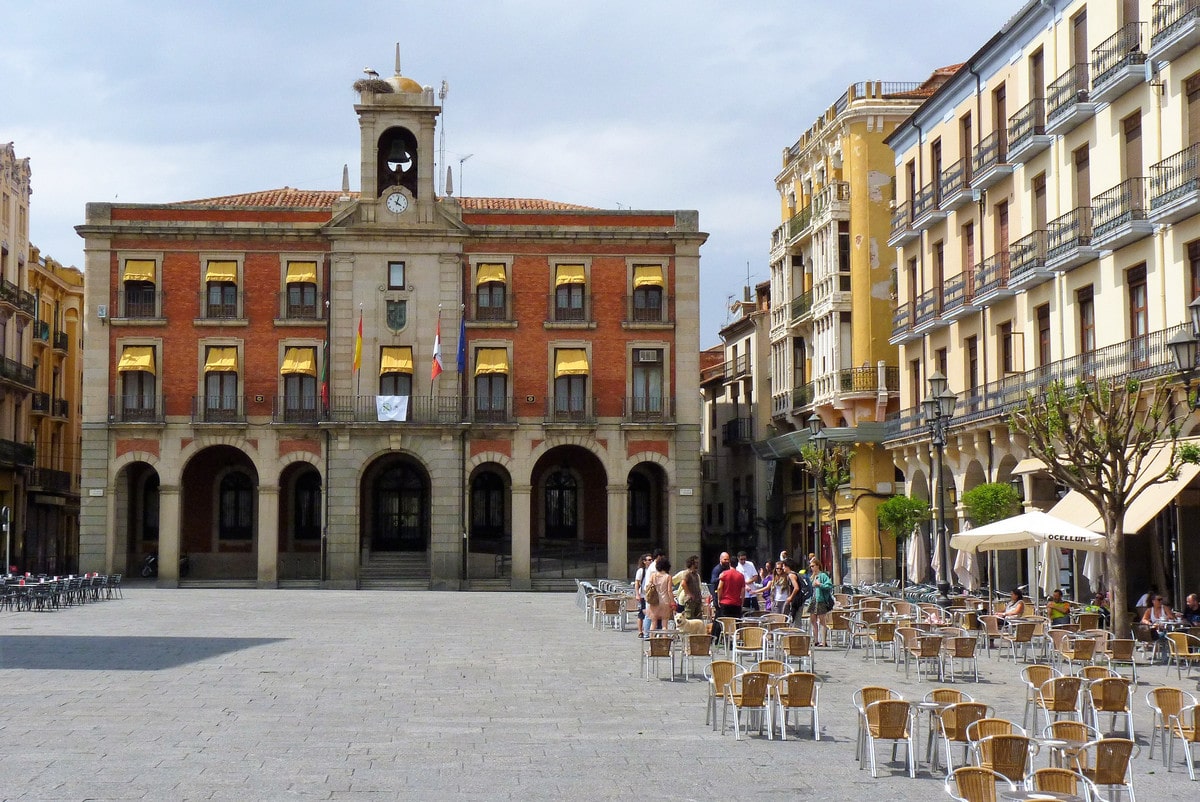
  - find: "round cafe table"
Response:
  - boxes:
[1000,791,1085,802]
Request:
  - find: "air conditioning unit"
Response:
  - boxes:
[636,349,660,363]
[96,304,108,319]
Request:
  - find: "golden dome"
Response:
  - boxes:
[388,75,424,94]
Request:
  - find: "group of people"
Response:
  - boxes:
[634,548,839,647]
[1137,587,1200,631]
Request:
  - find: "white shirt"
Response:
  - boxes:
[736,560,758,584]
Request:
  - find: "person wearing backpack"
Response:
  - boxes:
[786,559,811,623]
[808,558,835,647]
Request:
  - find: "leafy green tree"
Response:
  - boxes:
[800,442,853,585]
[1009,376,1192,636]
[876,495,930,541]
[961,482,1020,526]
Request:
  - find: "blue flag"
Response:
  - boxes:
[456,314,467,374]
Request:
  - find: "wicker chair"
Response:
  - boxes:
[1042,719,1100,769]
[731,625,767,666]
[1080,664,1120,682]
[944,636,980,682]
[641,633,675,680]
[867,622,896,663]
[943,766,1016,802]
[774,671,820,741]
[978,614,1004,658]
[703,660,742,730]
[973,733,1038,783]
[908,634,945,682]
[1030,767,1096,797]
[1165,632,1200,681]
[932,701,991,774]
[965,717,1025,750]
[722,670,773,740]
[1168,702,1200,780]
[751,659,787,677]
[1146,686,1198,763]
[863,699,917,778]
[1020,664,1061,730]
[854,686,902,764]
[828,609,852,647]
[1088,676,1134,738]
[1059,634,1098,674]
[895,626,921,673]
[1075,611,1102,631]
[1103,638,1139,684]
[679,632,711,679]
[1037,676,1084,731]
[1072,737,1137,801]
[779,632,813,673]
[1000,621,1037,663]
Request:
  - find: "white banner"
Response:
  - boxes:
[376,395,409,422]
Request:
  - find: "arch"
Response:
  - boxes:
[627,461,668,556]
[179,444,260,580]
[360,453,431,554]
[468,461,512,580]
[278,461,322,580]
[378,126,419,198]
[622,449,676,486]
[174,434,265,488]
[113,460,160,575]
[524,435,608,483]
[529,444,609,577]
[963,459,988,493]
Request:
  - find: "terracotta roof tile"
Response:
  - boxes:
[178,188,354,209]
[458,196,596,211]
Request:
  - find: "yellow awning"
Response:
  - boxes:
[280,347,317,377]
[475,348,509,376]
[633,264,664,288]
[379,346,414,375]
[555,264,585,286]
[476,263,506,286]
[554,348,589,377]
[205,260,238,283]
[204,347,238,373]
[1123,461,1200,533]
[117,346,155,375]
[122,259,156,283]
[285,261,318,284]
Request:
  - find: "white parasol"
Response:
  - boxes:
[907,524,929,584]
[953,547,981,592]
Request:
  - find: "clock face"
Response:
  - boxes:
[385,192,409,214]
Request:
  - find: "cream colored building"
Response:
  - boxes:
[886,0,1200,598]
[755,78,950,583]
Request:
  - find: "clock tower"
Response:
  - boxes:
[355,47,440,224]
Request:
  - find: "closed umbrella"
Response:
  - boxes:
[953,547,981,592]
[1039,542,1060,598]
[907,524,928,584]
[931,525,943,580]
[1083,548,1105,592]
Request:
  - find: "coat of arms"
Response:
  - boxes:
[386,300,407,331]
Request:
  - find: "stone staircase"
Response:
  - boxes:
[359,552,429,590]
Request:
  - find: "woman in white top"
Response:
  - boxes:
[1141,595,1176,629]
[996,589,1026,620]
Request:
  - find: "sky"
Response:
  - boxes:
[3,0,1022,346]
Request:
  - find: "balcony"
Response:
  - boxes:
[832,365,899,398]
[0,281,36,318]
[192,395,247,424]
[0,438,35,468]
[721,416,754,446]
[792,382,815,411]
[789,290,813,324]
[197,290,243,321]
[701,455,719,483]
[813,273,852,318]
[276,290,325,322]
[52,398,69,418]
[971,131,1013,190]
[1151,0,1200,62]
[970,252,1014,305]
[622,396,676,424]
[941,271,974,321]
[1009,230,1052,291]
[1007,97,1051,163]
[1091,22,1148,103]
[108,395,165,424]
[0,356,35,390]
[728,353,751,380]
[1046,207,1098,271]
[546,396,598,425]
[890,304,920,345]
[786,202,813,242]
[33,320,49,343]
[1149,143,1200,224]
[52,330,69,352]
[317,394,464,424]
[470,397,516,424]
[624,294,674,326]
[122,287,162,319]
[771,391,791,419]
[1045,64,1096,136]
[888,201,917,246]
[28,468,73,494]
[546,293,594,325]
[811,181,851,229]
[1091,178,1153,250]
[700,361,727,384]
[31,392,49,415]
[912,181,946,228]
[939,158,973,211]
[912,287,942,333]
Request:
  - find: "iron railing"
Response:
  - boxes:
[0,356,35,388]
[122,287,161,318]
[622,397,676,422]
[1152,0,1200,47]
[913,181,940,220]
[1092,177,1148,237]
[33,321,49,342]
[892,304,912,337]
[836,365,899,393]
[1007,97,1046,152]
[198,290,243,320]
[943,271,973,313]
[29,467,72,493]
[545,396,598,424]
[108,395,165,424]
[547,293,592,323]
[52,330,68,351]
[890,201,912,239]
[31,392,49,413]
[1092,22,1147,88]
[973,252,1012,297]
[1046,64,1091,123]
[914,287,941,326]
[940,157,970,201]
[790,290,813,322]
[1150,143,1200,210]
[1010,230,1049,280]
[787,202,813,240]
[276,291,324,321]
[972,130,1008,176]
[52,398,69,417]
[722,417,754,445]
[624,294,674,324]
[191,395,247,424]
[0,438,35,467]
[1047,207,1094,262]
[792,382,815,410]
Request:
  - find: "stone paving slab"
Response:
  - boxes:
[0,589,1196,800]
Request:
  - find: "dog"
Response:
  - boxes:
[674,613,709,635]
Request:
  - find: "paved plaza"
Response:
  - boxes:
[1,587,1196,800]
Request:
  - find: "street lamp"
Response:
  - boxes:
[1168,296,1200,410]
[923,370,958,597]
[807,413,827,567]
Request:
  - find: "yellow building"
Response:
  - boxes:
[885,0,1200,600]
[756,76,953,583]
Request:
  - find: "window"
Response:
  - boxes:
[203,346,239,421]
[284,261,318,319]
[122,259,157,318]
[204,260,239,319]
[293,471,321,541]
[379,346,414,398]
[966,337,979,392]
[553,348,589,420]
[474,348,509,421]
[545,469,578,539]
[1073,146,1091,209]
[631,348,664,419]
[631,265,665,322]
[935,347,948,378]
[627,472,651,539]
[117,345,156,421]
[1078,286,1095,354]
[554,264,586,321]
[1128,264,1148,366]
[471,472,505,540]
[1189,240,1200,301]
[218,472,254,541]
[1032,173,1048,231]
[475,263,507,321]
[1000,321,1015,374]
[1123,113,1143,180]
[388,261,406,290]
[1036,304,1051,367]
[281,347,319,422]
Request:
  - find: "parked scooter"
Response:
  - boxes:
[140,552,191,578]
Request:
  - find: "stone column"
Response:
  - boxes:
[158,485,180,588]
[257,485,279,588]
[511,484,531,590]
[607,483,628,579]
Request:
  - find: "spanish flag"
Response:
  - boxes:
[352,311,363,373]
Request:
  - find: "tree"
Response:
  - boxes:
[877,495,930,542]
[1009,376,1190,636]
[961,482,1020,526]
[800,442,853,585]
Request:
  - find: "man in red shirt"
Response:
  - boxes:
[716,562,747,619]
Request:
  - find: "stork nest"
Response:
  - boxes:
[353,79,394,94]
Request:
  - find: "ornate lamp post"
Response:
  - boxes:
[807,413,827,564]
[1168,297,1200,410]
[922,370,958,597]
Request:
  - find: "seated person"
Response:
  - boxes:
[995,588,1026,620]
[1046,589,1071,627]
[1141,594,1176,637]
[1181,593,1200,626]
[1083,592,1111,628]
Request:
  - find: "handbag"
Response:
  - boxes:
[644,581,660,606]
